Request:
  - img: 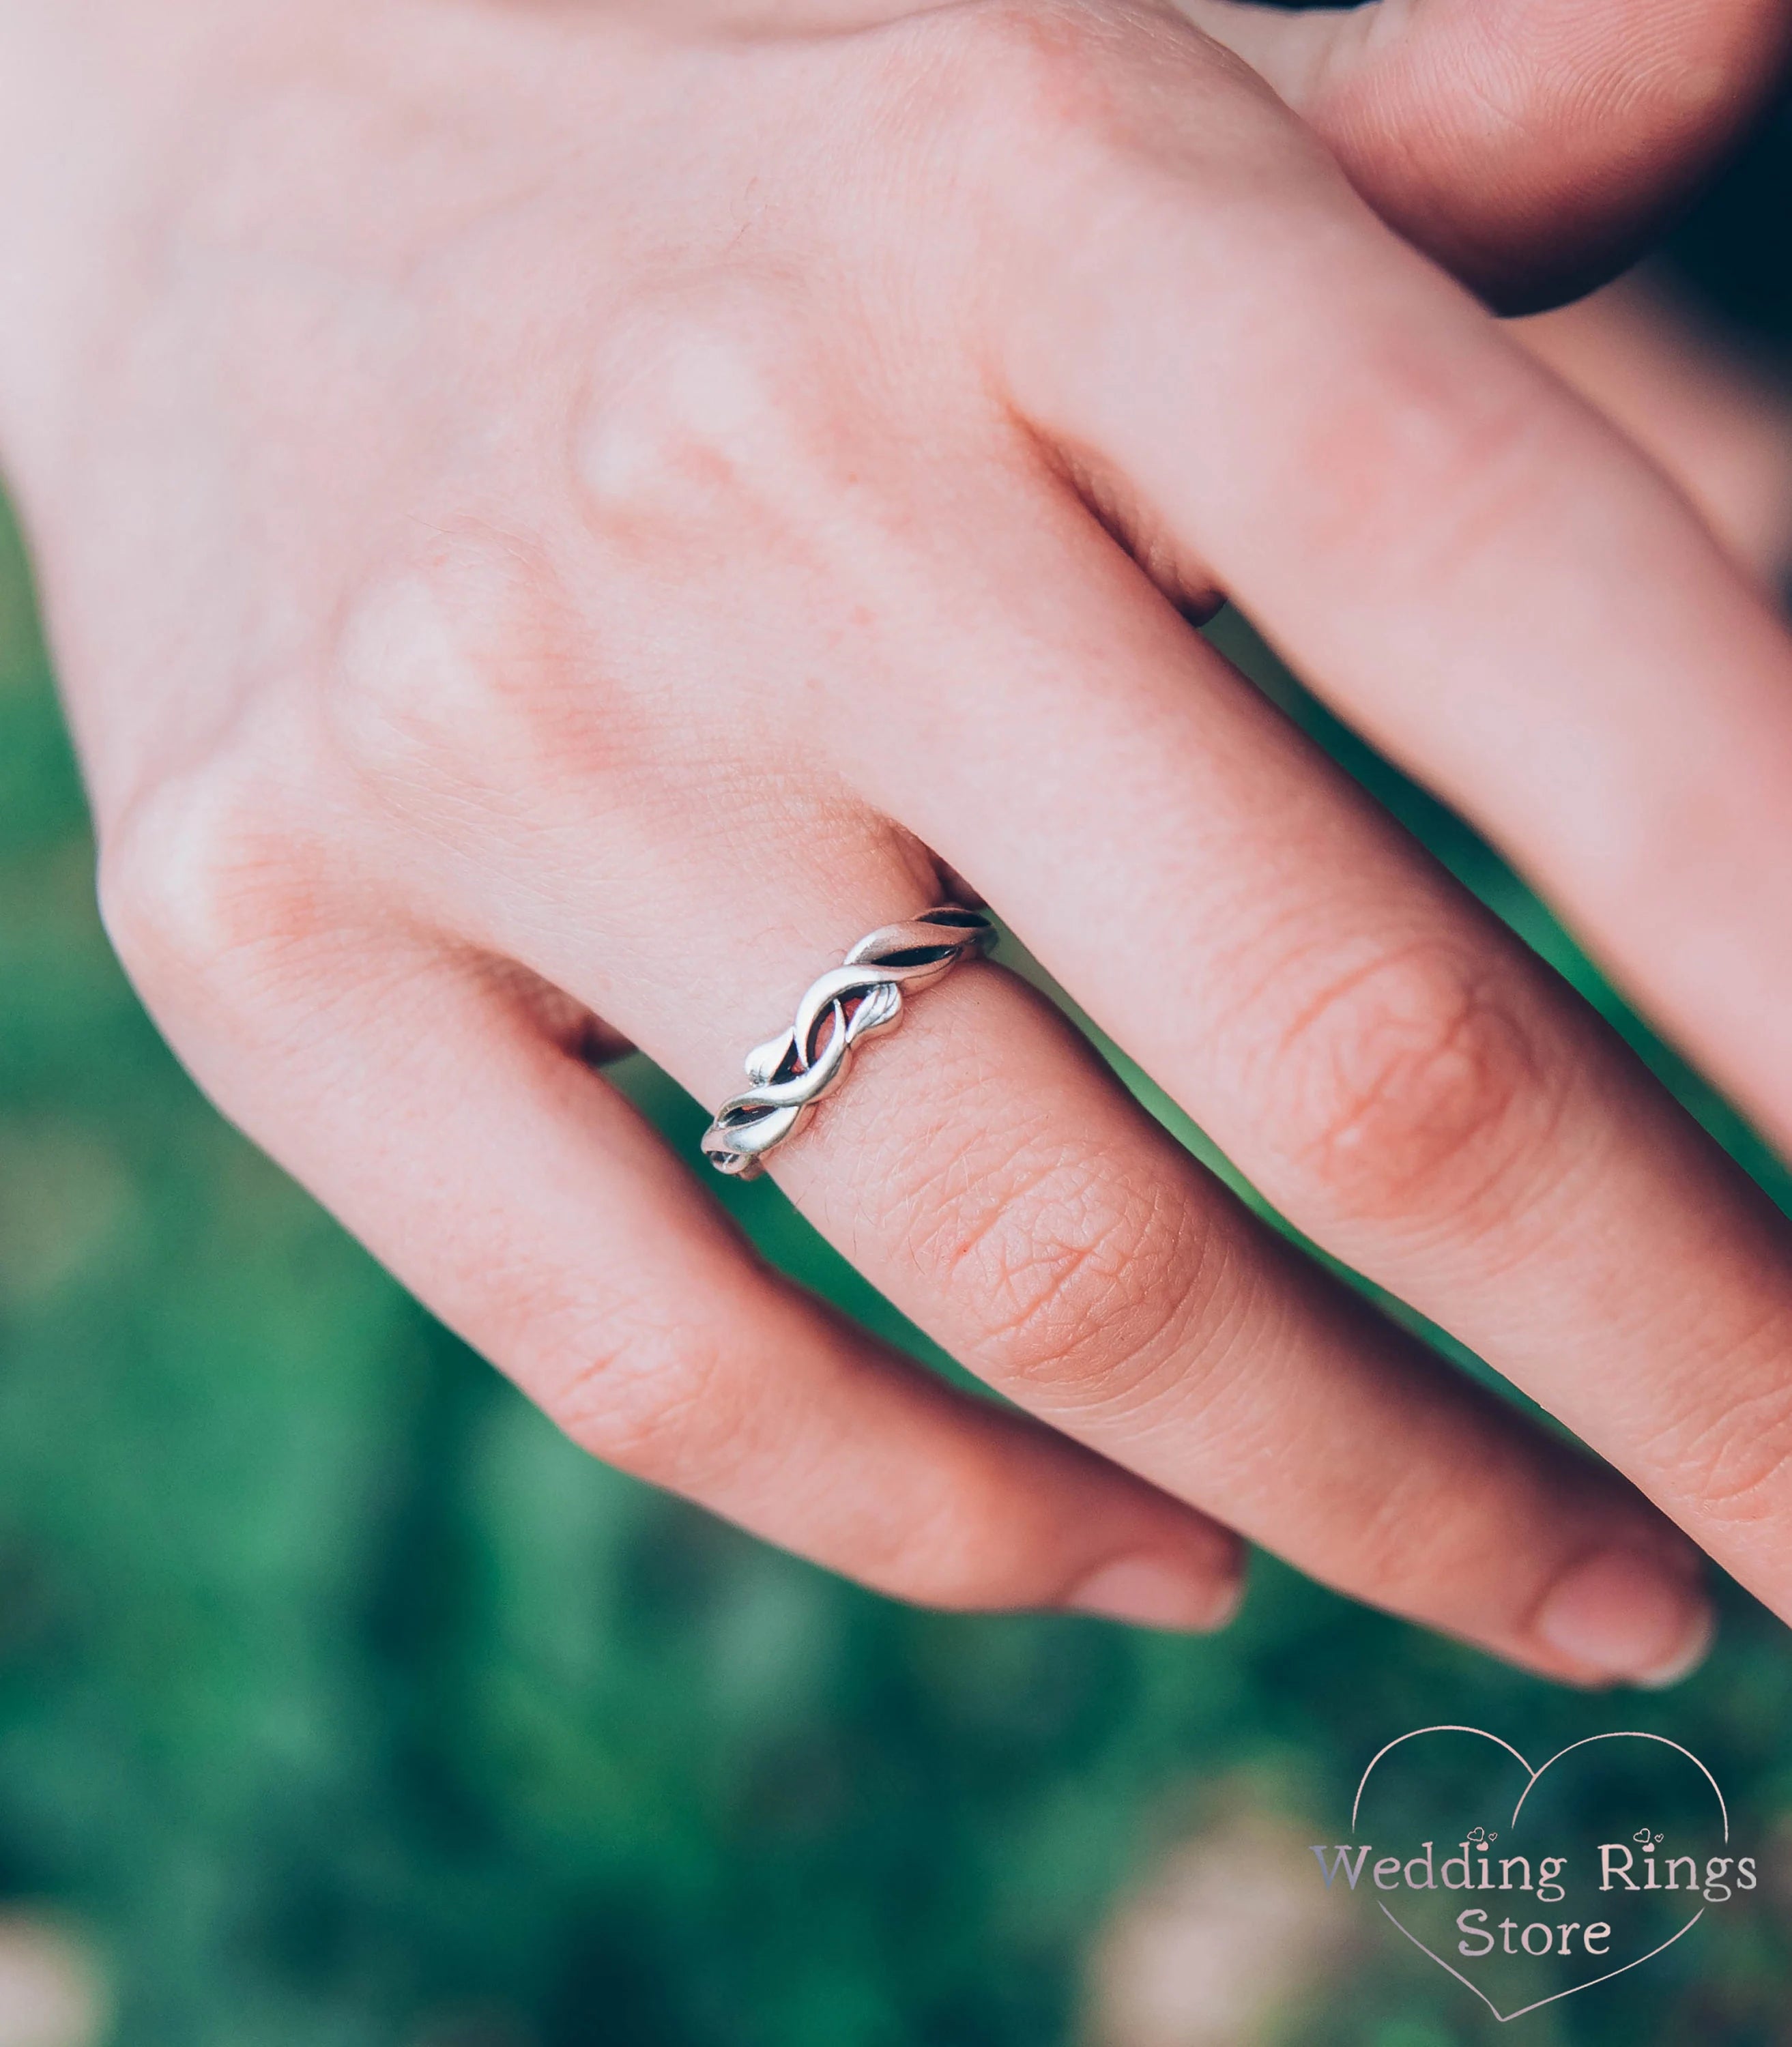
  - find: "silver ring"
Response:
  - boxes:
[700,905,996,1179]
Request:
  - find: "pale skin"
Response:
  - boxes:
[1516,274,1792,592]
[5,0,1792,1689]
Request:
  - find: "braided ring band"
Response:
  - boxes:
[700,906,997,1179]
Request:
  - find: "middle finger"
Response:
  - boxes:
[827,460,1792,1636]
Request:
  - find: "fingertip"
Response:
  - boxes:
[1063,1548,1248,1632]
[1531,1547,1717,1690]
[1180,0,1792,309]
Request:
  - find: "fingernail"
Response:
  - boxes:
[1065,1552,1244,1632]
[1534,1549,1716,1689]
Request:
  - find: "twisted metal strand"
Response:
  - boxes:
[701,906,996,1178]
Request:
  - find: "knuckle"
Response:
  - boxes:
[1246,940,1563,1226]
[941,0,1311,218]
[326,526,599,811]
[948,1,1208,139]
[576,292,820,544]
[942,0,1128,136]
[549,1312,737,1491]
[98,753,327,1013]
[914,1122,1208,1406]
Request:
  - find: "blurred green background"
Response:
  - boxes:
[6,98,1792,2047]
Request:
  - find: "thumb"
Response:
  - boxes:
[1178,0,1792,308]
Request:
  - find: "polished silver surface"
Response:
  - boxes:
[701,906,996,1179]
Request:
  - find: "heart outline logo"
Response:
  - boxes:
[1352,1726,1729,2024]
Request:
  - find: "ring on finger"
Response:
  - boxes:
[700,905,996,1178]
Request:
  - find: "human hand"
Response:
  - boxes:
[7,0,1792,1687]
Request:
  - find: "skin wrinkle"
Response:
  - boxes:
[1625,1353,1792,1540]
[552,1316,740,1482]
[1231,936,1565,1226]
[948,1159,1209,1402]
[803,980,1269,1433]
[865,1047,1136,1353]
[1072,1210,1302,1449]
[936,1134,1121,1320]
